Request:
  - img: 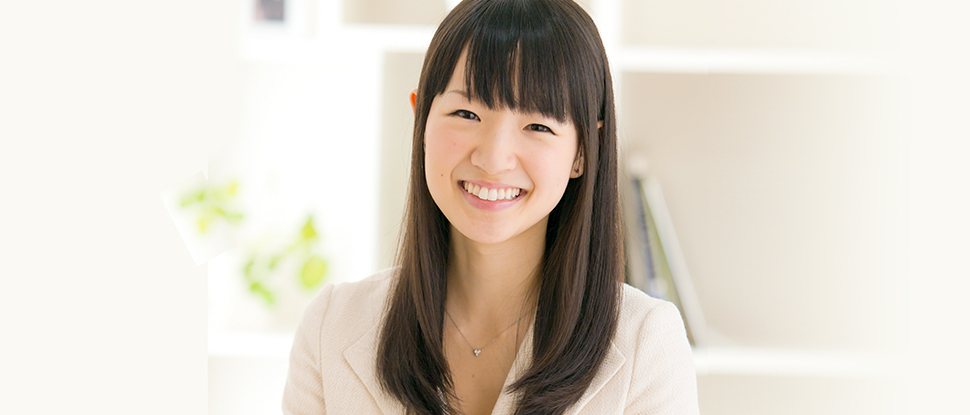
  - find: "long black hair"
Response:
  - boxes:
[377,1,622,414]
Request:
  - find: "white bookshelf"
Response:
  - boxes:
[615,47,889,74]
[240,0,896,370]
[215,1,900,414]
[238,25,436,62]
[692,347,893,379]
[239,26,888,75]
[209,331,295,359]
[208,331,892,380]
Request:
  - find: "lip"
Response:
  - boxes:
[459,180,526,211]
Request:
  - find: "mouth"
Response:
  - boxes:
[460,180,525,202]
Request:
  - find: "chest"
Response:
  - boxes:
[443,323,526,415]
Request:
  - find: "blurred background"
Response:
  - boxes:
[1,0,968,414]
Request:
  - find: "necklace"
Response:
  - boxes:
[445,309,526,357]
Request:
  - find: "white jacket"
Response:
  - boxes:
[283,268,699,414]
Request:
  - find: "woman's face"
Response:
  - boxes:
[423,53,583,246]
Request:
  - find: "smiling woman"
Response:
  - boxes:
[282,1,699,414]
[423,51,583,245]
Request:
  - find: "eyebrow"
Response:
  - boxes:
[445,90,470,99]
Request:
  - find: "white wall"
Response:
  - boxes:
[1,0,243,414]
[2,0,969,414]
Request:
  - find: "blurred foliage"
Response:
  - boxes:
[242,215,328,306]
[179,180,328,307]
[178,181,244,233]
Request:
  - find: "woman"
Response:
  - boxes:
[283,1,699,414]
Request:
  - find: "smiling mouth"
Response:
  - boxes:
[461,181,523,201]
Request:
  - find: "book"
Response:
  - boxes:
[623,164,707,346]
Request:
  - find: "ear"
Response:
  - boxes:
[570,123,601,179]
[597,120,604,129]
[409,88,418,115]
[570,148,584,178]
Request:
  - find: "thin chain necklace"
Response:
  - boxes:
[445,309,526,357]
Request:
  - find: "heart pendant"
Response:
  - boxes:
[473,349,482,357]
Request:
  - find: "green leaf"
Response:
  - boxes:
[250,282,276,305]
[197,218,208,233]
[243,258,256,279]
[214,181,238,200]
[301,216,317,241]
[180,190,203,207]
[300,255,327,288]
[268,255,281,270]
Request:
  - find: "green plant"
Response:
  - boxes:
[178,179,328,306]
[242,215,329,306]
[178,180,244,233]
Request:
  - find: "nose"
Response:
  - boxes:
[470,122,517,175]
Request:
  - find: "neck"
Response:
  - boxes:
[445,219,545,331]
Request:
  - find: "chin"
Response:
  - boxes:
[454,223,519,246]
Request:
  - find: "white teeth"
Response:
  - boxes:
[462,181,521,201]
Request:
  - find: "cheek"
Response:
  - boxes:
[531,147,577,188]
[423,122,465,181]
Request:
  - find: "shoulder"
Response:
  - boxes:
[613,283,694,382]
[284,268,401,414]
[294,267,399,347]
[323,266,398,319]
[614,283,700,413]
[615,283,685,340]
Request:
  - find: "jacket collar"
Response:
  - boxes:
[343,322,406,414]
[343,316,625,415]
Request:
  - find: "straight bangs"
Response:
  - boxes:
[423,0,604,129]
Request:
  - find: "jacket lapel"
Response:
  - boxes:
[490,320,627,415]
[564,342,625,415]
[343,322,404,415]
[343,315,626,415]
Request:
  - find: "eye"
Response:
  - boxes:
[526,124,555,134]
[452,109,480,121]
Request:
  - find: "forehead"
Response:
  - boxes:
[442,48,532,110]
[444,51,469,91]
